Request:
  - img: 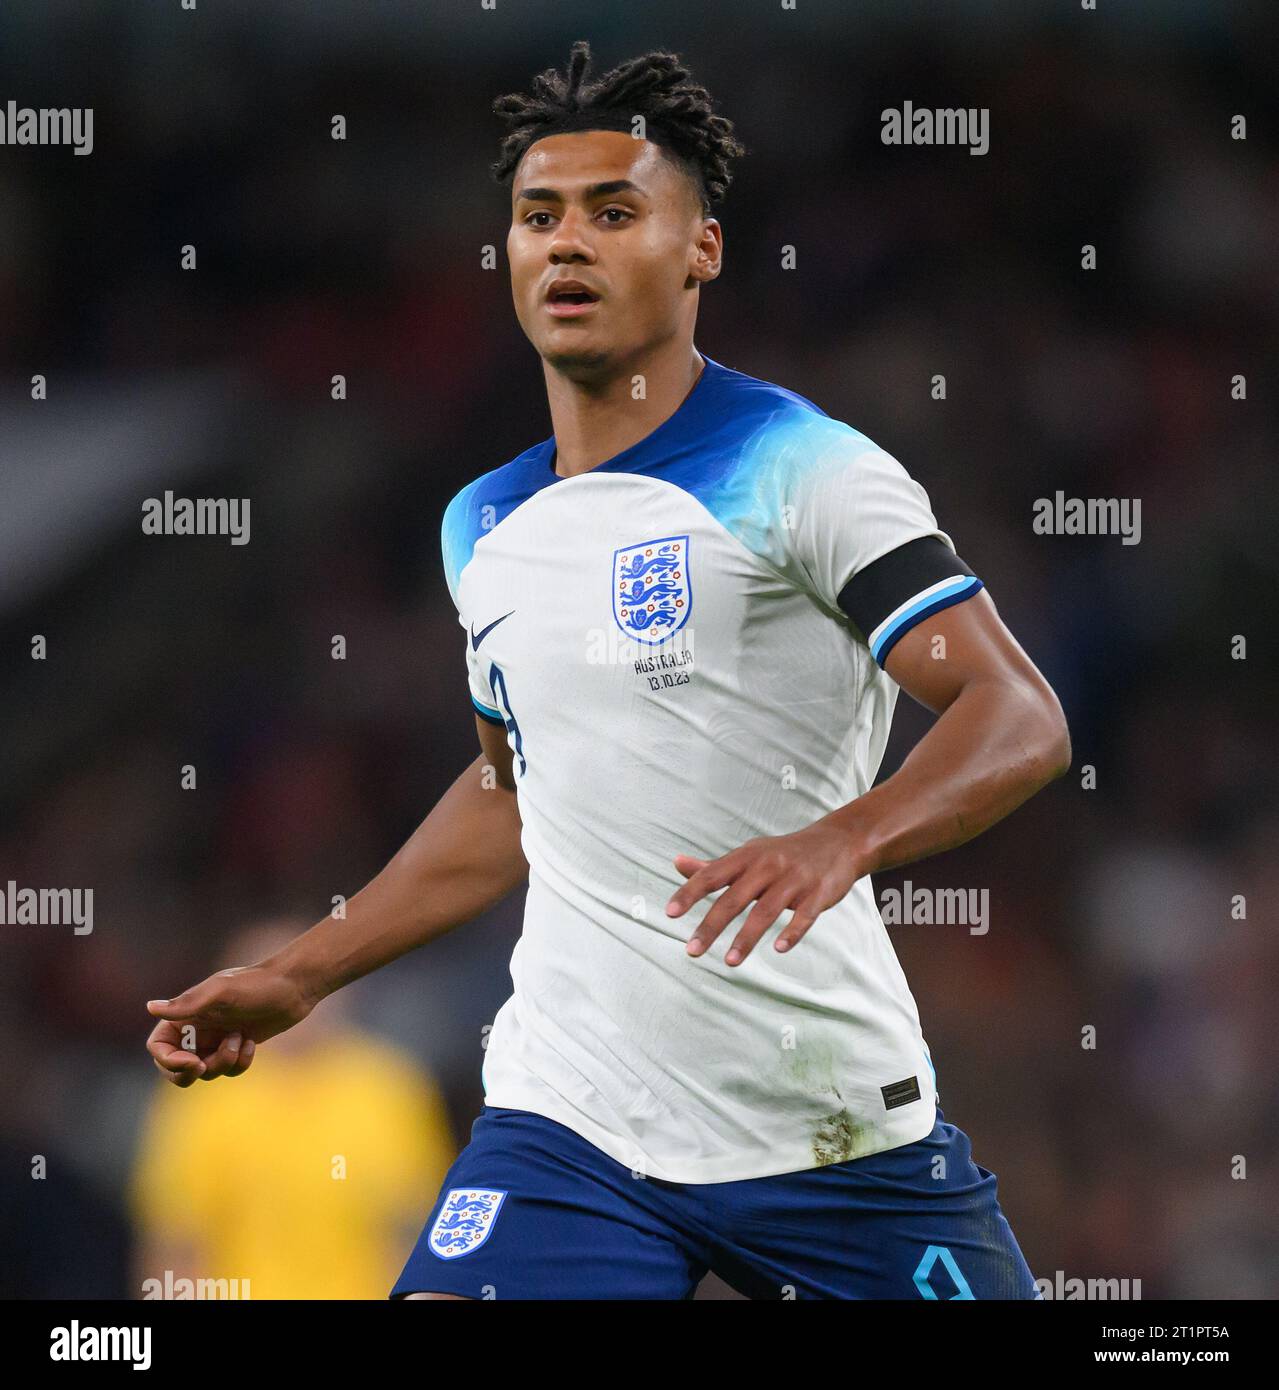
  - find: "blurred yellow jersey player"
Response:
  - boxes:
[130,921,455,1300]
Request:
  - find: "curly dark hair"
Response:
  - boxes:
[491,40,745,216]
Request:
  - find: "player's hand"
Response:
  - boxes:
[666,818,864,965]
[144,962,317,1087]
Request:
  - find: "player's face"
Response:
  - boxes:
[507,129,711,374]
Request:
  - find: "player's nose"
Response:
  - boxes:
[547,207,597,262]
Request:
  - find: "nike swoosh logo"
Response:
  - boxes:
[470,610,514,651]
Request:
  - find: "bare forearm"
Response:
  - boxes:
[271,752,527,1002]
[827,677,1070,877]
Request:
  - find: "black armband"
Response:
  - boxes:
[836,536,984,666]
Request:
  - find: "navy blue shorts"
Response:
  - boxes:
[391,1104,1040,1300]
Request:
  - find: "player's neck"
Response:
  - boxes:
[544,343,705,478]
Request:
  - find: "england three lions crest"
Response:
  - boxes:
[613,535,691,645]
[428,1187,507,1260]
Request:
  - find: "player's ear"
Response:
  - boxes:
[688,220,722,287]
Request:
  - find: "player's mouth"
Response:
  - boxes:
[544,279,602,318]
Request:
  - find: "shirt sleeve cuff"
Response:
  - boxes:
[472,695,505,726]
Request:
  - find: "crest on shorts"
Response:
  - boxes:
[612,535,691,645]
[429,1187,507,1260]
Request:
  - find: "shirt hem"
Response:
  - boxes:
[480,1083,939,1185]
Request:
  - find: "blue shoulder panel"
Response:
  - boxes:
[440,443,559,604]
[440,354,864,598]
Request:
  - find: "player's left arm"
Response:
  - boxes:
[667,588,1070,964]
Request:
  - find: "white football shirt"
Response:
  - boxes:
[440,354,983,1182]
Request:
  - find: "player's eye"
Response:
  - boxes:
[524,210,556,228]
[599,206,634,224]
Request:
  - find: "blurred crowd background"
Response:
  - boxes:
[1,0,1276,1299]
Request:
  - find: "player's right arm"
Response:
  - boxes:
[145,716,525,1087]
